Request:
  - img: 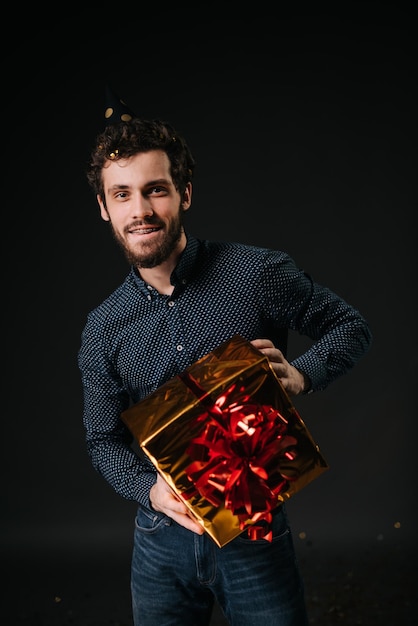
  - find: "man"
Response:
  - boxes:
[78,88,372,625]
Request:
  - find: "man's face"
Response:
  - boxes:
[98,150,191,268]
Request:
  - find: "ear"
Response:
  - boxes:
[181,182,192,212]
[97,194,110,221]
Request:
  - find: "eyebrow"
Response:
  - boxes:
[107,178,172,193]
[146,178,172,186]
[108,184,130,191]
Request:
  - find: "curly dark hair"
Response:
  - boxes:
[86,118,196,200]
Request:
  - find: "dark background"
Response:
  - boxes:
[4,5,416,625]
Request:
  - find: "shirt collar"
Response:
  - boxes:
[129,233,201,298]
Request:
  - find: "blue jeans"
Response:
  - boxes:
[131,503,309,626]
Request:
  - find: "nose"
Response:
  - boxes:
[132,193,154,219]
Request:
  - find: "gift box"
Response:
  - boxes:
[121,334,328,547]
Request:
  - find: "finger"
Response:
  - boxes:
[167,496,191,516]
[250,338,274,350]
[170,510,205,535]
[259,348,285,364]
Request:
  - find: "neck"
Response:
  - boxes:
[139,264,175,296]
[137,234,186,295]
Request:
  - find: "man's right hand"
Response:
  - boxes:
[149,473,205,535]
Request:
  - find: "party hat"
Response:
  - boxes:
[104,85,137,126]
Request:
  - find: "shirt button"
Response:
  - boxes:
[168,301,175,307]
[176,345,183,352]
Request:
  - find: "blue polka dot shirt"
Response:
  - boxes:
[78,234,372,506]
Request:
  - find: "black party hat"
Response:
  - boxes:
[104,85,137,126]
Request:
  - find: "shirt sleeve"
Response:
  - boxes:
[78,312,157,506]
[261,252,372,392]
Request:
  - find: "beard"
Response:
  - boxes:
[109,207,184,269]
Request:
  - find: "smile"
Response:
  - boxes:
[129,227,161,235]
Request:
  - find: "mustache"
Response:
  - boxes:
[125,218,164,231]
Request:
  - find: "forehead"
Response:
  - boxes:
[103,150,172,186]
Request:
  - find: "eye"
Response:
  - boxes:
[148,186,168,196]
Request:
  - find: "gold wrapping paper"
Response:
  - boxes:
[121,334,328,547]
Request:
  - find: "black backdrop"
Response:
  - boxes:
[4,5,417,625]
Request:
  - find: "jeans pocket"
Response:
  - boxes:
[134,504,171,535]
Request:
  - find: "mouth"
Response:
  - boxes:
[128,226,162,235]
